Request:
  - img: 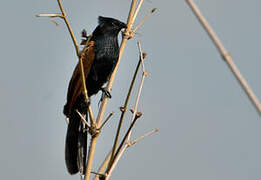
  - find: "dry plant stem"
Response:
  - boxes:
[81,35,96,124]
[138,42,146,73]
[91,172,104,176]
[105,145,127,180]
[100,112,114,130]
[186,0,261,115]
[108,44,144,167]
[85,137,98,180]
[76,110,91,129]
[84,1,140,179]
[36,13,63,18]
[105,126,157,180]
[127,42,147,141]
[129,128,159,146]
[79,41,96,125]
[57,0,81,57]
[94,129,158,180]
[126,0,139,33]
[133,8,157,33]
[132,0,144,24]
[94,151,112,180]
[106,114,141,177]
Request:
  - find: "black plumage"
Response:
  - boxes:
[63,16,126,175]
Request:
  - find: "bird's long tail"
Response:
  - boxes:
[65,110,88,175]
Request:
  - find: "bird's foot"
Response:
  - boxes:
[98,88,112,107]
[101,87,112,99]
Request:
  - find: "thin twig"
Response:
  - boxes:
[132,0,144,25]
[94,151,112,180]
[127,42,147,141]
[57,0,81,57]
[105,145,127,180]
[79,52,90,105]
[138,42,146,73]
[76,110,91,129]
[133,8,157,33]
[79,35,96,125]
[128,128,159,147]
[106,112,142,178]
[36,13,63,18]
[99,112,114,130]
[91,171,105,176]
[94,118,156,180]
[85,137,98,180]
[186,0,261,115]
[105,128,158,180]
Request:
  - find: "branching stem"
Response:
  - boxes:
[105,128,158,180]
[108,42,145,167]
[57,0,81,57]
[127,42,147,141]
[106,112,142,178]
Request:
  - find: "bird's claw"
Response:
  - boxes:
[101,88,112,99]
[98,88,112,107]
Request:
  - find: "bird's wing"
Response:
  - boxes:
[64,41,95,116]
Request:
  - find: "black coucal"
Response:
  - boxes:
[63,16,126,175]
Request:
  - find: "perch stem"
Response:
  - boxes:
[106,113,141,179]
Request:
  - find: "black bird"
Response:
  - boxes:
[63,16,127,175]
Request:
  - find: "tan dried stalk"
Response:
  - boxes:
[186,0,261,115]
[94,129,158,180]
[126,42,147,141]
[104,42,149,180]
[133,8,157,33]
[105,112,142,179]
[108,43,145,168]
[56,0,81,57]
[105,128,158,180]
[94,152,112,180]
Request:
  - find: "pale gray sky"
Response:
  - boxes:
[0,0,260,180]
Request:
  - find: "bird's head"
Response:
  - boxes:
[97,16,127,36]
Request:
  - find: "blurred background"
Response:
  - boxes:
[0,0,260,179]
